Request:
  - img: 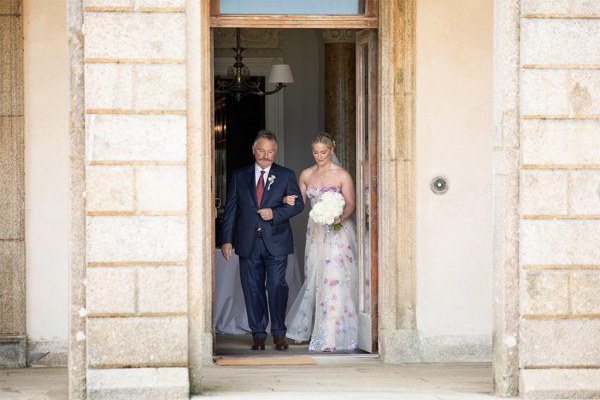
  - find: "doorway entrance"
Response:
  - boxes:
[212,27,379,357]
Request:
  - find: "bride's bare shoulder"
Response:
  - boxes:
[300,165,318,177]
[333,164,351,177]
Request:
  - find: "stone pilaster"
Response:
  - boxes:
[0,0,26,369]
[376,0,419,364]
[78,1,189,398]
[186,0,215,393]
[322,29,356,179]
[518,1,600,398]
[492,0,520,395]
[68,0,86,397]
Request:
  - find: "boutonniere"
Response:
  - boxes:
[267,175,276,190]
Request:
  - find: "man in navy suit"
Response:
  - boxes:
[220,130,304,351]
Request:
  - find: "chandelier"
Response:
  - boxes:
[216,29,294,102]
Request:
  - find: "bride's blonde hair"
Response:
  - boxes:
[312,132,341,165]
[312,132,336,149]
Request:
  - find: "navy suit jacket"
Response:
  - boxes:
[220,163,304,258]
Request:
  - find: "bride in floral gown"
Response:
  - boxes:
[284,132,359,352]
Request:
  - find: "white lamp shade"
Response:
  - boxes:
[267,64,294,84]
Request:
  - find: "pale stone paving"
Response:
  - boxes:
[0,362,516,400]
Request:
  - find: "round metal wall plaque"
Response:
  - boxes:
[431,176,449,194]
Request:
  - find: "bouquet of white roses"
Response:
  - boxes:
[309,191,345,231]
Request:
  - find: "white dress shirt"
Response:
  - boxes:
[255,164,271,186]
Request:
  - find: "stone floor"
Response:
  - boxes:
[198,358,504,399]
[0,360,513,400]
[0,368,68,400]
[0,336,514,400]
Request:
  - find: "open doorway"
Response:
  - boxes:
[212,27,378,357]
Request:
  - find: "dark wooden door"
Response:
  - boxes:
[356,29,379,353]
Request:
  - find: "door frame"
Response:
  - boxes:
[186,0,418,388]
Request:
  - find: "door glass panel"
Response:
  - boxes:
[220,0,365,15]
[356,29,377,353]
[360,42,371,313]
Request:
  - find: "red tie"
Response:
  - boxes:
[256,170,265,207]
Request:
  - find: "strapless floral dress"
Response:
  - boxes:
[285,184,359,351]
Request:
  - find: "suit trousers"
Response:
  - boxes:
[239,235,289,340]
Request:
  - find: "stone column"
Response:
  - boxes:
[76,3,190,398]
[517,2,600,398]
[323,29,356,178]
[0,0,26,368]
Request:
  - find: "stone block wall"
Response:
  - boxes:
[0,0,26,368]
[519,1,600,398]
[82,1,189,398]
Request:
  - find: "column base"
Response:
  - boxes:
[521,369,600,399]
[0,335,27,368]
[87,367,189,400]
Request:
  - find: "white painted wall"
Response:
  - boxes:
[23,0,70,342]
[416,0,493,339]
